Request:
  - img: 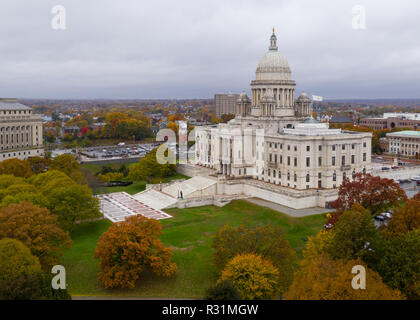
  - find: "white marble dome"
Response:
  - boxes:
[256,31,291,81]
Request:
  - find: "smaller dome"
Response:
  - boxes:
[297,92,311,102]
[237,91,250,102]
[302,117,319,124]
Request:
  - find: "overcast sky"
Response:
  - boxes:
[1,0,420,99]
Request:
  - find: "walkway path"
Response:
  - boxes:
[245,198,334,217]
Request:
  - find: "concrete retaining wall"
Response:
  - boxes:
[374,166,420,180]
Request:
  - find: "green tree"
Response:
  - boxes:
[49,154,86,184]
[0,159,33,178]
[129,148,176,183]
[0,239,41,288]
[327,204,382,267]
[204,281,241,300]
[377,230,420,299]
[0,272,71,300]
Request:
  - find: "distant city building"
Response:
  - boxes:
[387,130,420,157]
[360,113,420,130]
[215,92,239,118]
[0,99,44,161]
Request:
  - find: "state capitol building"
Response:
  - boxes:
[195,31,372,194]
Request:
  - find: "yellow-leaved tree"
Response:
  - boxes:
[285,255,405,300]
[219,253,280,300]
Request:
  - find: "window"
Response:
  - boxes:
[352,144,355,150]
[294,157,297,167]
[280,144,283,150]
[318,145,322,151]
[318,157,322,166]
[343,172,346,180]
[332,145,336,151]
[275,154,277,163]
[269,154,272,162]
[342,156,346,166]
[318,172,322,179]
[280,155,283,164]
[287,145,290,151]
[306,174,310,182]
[363,142,367,147]
[294,173,297,182]
[351,155,355,164]
[306,146,310,152]
[333,172,337,181]
[287,156,290,166]
[306,157,310,167]
[294,146,297,152]
[287,172,290,181]
[332,156,336,166]
[342,144,345,150]
[363,153,366,161]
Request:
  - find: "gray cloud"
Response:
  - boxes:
[0,0,419,99]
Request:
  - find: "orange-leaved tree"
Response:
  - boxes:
[94,215,177,289]
[383,197,420,238]
[329,173,407,224]
[0,202,72,271]
[285,255,404,300]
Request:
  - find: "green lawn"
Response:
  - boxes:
[61,200,326,298]
[80,163,188,195]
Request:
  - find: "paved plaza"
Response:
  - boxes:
[97,192,172,223]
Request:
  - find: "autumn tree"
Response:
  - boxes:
[0,158,33,178]
[383,198,420,238]
[0,202,72,271]
[128,148,176,183]
[329,173,407,224]
[212,224,296,295]
[0,239,42,288]
[219,253,280,300]
[285,255,404,300]
[94,215,177,289]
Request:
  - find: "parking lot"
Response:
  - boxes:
[51,143,160,162]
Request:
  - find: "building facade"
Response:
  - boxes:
[360,113,420,130]
[387,130,420,157]
[195,31,372,191]
[0,99,44,161]
[215,93,239,118]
